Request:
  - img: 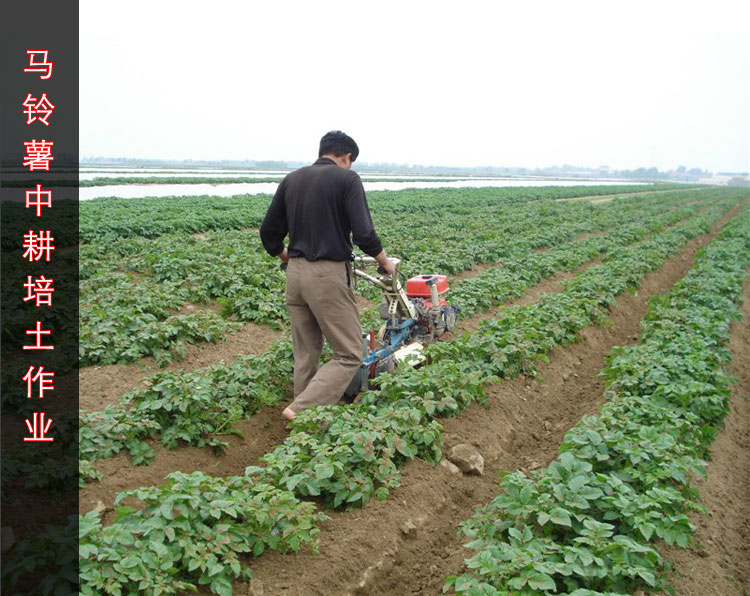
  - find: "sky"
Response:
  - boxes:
[80,1,750,173]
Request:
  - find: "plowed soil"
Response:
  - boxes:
[229,208,740,595]
[555,187,702,203]
[78,224,636,513]
[79,203,728,523]
[659,274,750,596]
[78,321,283,412]
[78,239,612,514]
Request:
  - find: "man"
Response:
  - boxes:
[260,131,395,421]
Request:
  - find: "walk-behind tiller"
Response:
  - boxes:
[344,256,457,397]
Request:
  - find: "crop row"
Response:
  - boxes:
[78,189,710,366]
[252,199,734,508]
[444,202,749,595]
[448,197,716,318]
[69,197,740,594]
[77,193,718,474]
[77,185,673,243]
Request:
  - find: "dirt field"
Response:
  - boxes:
[226,208,743,595]
[75,201,749,596]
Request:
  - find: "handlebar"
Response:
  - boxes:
[279,256,400,279]
[353,256,400,275]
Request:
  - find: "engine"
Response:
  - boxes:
[405,274,457,338]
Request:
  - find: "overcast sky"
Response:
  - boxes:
[80,1,749,172]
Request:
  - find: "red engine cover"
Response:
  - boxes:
[406,274,449,298]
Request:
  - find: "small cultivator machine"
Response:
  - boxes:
[345,256,457,396]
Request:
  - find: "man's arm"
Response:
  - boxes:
[344,175,383,255]
[373,249,395,275]
[259,180,288,259]
[344,175,395,273]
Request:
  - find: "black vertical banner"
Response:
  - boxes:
[1,1,79,594]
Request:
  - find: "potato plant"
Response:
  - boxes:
[444,204,749,595]
[77,187,712,365]
[76,193,721,472]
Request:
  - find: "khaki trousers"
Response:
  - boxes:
[285,258,363,413]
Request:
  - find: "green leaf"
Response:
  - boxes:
[549,507,572,527]
[333,491,345,508]
[638,570,656,586]
[568,475,588,492]
[253,541,265,556]
[527,572,556,591]
[113,506,137,522]
[314,462,334,480]
[119,555,140,569]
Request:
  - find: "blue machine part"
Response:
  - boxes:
[362,318,417,367]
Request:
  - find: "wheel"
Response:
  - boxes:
[442,306,457,332]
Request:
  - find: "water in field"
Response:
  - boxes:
[79,171,287,180]
[79,167,290,175]
[79,178,646,201]
[78,168,558,182]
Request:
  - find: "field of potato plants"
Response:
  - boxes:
[2,183,748,595]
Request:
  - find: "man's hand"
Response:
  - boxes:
[278,248,289,264]
[374,250,396,275]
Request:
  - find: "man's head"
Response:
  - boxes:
[319,130,359,169]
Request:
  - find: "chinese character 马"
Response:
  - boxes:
[24,50,53,80]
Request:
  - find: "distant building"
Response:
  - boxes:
[714,172,750,187]
[697,175,733,186]
[729,176,750,187]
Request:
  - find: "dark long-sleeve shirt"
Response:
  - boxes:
[259,157,383,261]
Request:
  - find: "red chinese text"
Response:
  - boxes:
[23,139,55,171]
[24,50,53,80]
[22,321,54,351]
[24,412,54,442]
[23,275,55,306]
[22,230,55,262]
[22,366,55,399]
[25,184,53,217]
[22,93,55,126]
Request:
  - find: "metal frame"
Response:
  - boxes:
[352,256,418,320]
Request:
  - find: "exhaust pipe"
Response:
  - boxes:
[426,276,443,339]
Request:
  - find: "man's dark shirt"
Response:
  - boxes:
[259,157,383,261]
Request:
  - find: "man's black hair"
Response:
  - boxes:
[319,130,359,162]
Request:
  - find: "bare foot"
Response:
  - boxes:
[282,406,296,421]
